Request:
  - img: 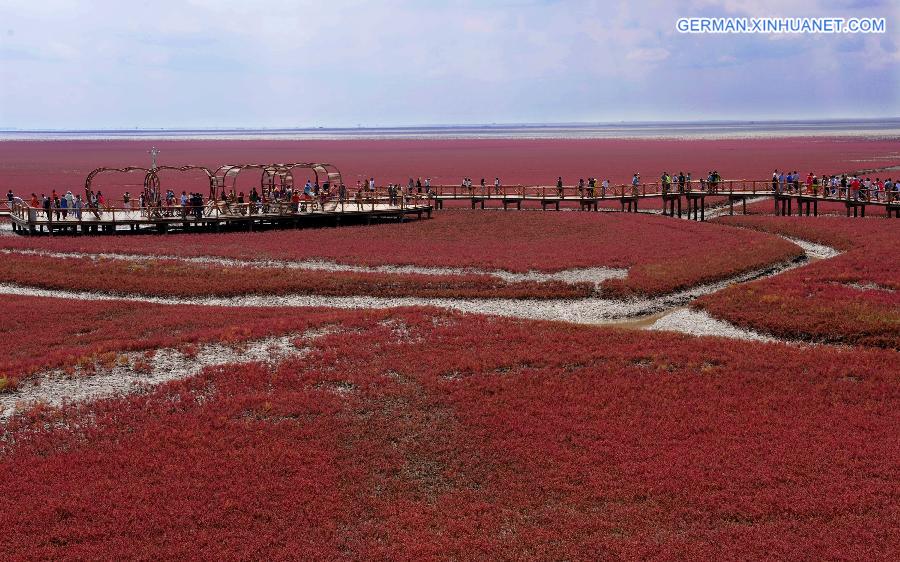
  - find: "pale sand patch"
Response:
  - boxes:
[0,256,802,326]
[647,308,773,342]
[780,236,841,260]
[0,249,627,288]
[0,329,332,420]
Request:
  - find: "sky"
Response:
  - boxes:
[0,0,898,129]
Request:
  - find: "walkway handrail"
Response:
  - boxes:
[426,178,899,202]
[9,196,435,226]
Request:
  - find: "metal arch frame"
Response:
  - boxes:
[152,165,216,199]
[211,163,270,200]
[85,165,214,202]
[84,166,152,194]
[210,162,344,201]
[261,165,294,195]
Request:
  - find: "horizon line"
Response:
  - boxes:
[2,117,899,133]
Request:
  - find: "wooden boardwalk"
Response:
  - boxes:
[430,179,900,220]
[7,179,899,236]
[8,199,433,236]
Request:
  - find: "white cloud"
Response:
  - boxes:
[626,47,671,62]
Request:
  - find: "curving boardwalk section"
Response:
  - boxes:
[430,179,900,219]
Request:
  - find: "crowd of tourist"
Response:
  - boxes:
[7,169,898,221]
[770,170,897,201]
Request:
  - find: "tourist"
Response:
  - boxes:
[123,191,131,211]
[424,177,431,195]
[60,192,68,218]
[631,173,639,196]
[53,194,61,220]
[678,172,686,193]
[355,186,364,210]
[74,194,83,219]
[587,177,595,198]
[578,178,585,198]
[301,185,313,211]
[494,177,501,194]
[772,170,778,192]
[5,189,12,210]
[556,176,563,197]
[249,188,259,214]
[193,193,203,219]
[291,189,300,213]
[368,177,375,193]
[602,178,609,197]
[42,194,51,219]
[480,177,486,194]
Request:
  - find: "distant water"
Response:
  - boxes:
[1,119,899,141]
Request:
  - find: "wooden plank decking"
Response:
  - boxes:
[8,200,433,236]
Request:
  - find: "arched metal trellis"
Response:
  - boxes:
[84,165,214,204]
[210,162,343,201]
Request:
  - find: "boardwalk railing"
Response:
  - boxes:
[428,179,900,202]
[8,192,435,235]
[9,193,436,223]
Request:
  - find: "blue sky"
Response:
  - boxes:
[0,0,897,128]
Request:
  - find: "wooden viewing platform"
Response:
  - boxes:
[8,199,432,236]
[6,159,438,236]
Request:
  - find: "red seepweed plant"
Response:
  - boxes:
[697,216,900,347]
[0,307,896,559]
